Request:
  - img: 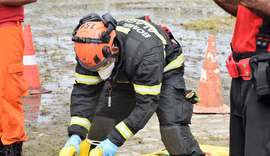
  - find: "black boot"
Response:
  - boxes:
[0,139,5,156]
[4,142,23,156]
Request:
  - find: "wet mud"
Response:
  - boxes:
[21,0,233,155]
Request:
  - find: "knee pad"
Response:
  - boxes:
[160,125,205,156]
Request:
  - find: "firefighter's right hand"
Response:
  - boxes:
[64,135,82,155]
[95,138,118,156]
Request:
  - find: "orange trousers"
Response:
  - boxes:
[0,23,29,145]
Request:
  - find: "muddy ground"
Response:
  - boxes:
[21,0,233,155]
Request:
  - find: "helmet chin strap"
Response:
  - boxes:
[111,53,118,58]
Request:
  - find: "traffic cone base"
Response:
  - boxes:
[28,88,52,95]
[193,104,230,114]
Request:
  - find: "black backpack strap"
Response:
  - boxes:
[256,19,270,53]
[257,61,270,96]
[159,26,175,40]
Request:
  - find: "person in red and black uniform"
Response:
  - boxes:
[213,0,270,156]
[0,0,37,156]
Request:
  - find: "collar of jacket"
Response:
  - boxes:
[108,36,125,82]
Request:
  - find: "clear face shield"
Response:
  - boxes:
[90,57,115,72]
[96,57,115,80]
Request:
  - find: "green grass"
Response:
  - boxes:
[181,15,236,32]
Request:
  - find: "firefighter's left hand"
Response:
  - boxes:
[186,91,201,104]
[95,138,118,156]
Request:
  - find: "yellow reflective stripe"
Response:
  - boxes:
[164,53,184,73]
[130,19,167,58]
[163,47,166,59]
[70,116,91,131]
[133,83,162,95]
[116,26,130,34]
[75,72,103,85]
[115,121,133,140]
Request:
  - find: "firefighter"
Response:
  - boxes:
[64,13,205,156]
[214,0,270,155]
[0,0,37,156]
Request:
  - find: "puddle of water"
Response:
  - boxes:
[22,94,41,122]
[23,91,71,123]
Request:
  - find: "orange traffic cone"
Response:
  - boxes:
[193,35,230,114]
[23,24,51,95]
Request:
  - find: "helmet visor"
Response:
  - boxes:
[90,57,115,72]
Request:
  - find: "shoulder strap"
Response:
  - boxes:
[136,15,180,45]
[157,25,174,40]
[256,19,270,53]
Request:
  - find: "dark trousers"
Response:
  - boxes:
[88,73,204,156]
[156,74,204,156]
[230,78,270,156]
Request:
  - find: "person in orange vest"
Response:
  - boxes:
[213,0,270,156]
[0,0,37,155]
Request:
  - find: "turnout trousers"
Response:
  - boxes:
[230,77,270,156]
[0,23,29,145]
[88,72,205,156]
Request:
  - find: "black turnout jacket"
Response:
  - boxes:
[68,17,184,146]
